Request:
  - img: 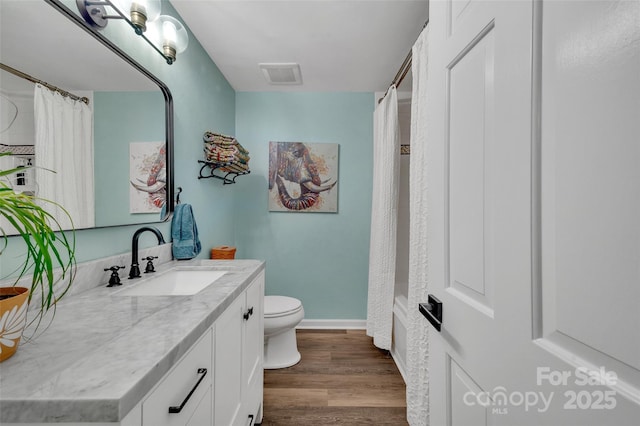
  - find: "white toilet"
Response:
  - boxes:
[263,295,304,369]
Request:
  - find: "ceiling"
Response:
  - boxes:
[170,0,429,92]
[1,1,428,94]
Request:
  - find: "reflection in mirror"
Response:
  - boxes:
[0,0,172,234]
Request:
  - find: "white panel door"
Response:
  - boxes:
[425,0,640,425]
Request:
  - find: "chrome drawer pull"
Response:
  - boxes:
[168,368,208,414]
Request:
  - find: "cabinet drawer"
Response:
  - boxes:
[143,329,213,425]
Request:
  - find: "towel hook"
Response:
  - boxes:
[176,187,182,204]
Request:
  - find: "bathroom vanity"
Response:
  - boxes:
[0,259,265,426]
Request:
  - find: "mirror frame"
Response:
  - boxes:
[44,0,175,227]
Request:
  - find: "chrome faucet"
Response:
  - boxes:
[129,226,166,279]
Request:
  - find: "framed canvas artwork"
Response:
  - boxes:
[268,141,339,213]
[129,141,166,214]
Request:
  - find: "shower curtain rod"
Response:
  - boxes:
[378,49,411,106]
[0,62,90,105]
[379,19,429,104]
[376,20,428,156]
[391,49,413,90]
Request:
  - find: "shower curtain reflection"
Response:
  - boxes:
[34,84,94,230]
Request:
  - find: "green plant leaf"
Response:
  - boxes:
[0,168,76,335]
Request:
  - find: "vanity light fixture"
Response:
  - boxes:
[76,0,160,34]
[146,15,189,64]
[76,0,187,64]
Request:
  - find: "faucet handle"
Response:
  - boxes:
[144,256,159,273]
[104,266,126,287]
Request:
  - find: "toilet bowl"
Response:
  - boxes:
[264,295,304,369]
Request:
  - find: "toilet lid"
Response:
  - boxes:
[264,295,302,317]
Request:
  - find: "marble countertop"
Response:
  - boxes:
[0,258,265,423]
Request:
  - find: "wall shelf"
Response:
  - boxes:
[197,160,250,185]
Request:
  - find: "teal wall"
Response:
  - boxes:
[235,92,374,319]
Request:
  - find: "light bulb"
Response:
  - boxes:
[131,0,161,23]
[148,15,189,64]
[132,0,147,13]
[163,20,177,50]
[111,0,161,33]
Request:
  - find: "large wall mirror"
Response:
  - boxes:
[0,0,174,235]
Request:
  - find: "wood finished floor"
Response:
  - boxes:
[260,329,408,426]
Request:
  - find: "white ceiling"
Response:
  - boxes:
[1,1,427,95]
[170,0,429,92]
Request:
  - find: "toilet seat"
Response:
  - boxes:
[265,295,302,318]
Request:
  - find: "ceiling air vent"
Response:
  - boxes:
[259,63,302,85]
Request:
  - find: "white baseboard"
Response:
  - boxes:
[298,319,366,330]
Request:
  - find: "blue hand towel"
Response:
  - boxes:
[171,203,202,260]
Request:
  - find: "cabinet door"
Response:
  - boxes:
[242,272,264,422]
[214,295,244,426]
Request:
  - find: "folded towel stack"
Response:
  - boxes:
[203,131,250,173]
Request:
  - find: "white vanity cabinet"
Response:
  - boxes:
[0,263,265,426]
[131,270,264,426]
[214,271,264,426]
[141,328,213,426]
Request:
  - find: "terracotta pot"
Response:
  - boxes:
[0,287,29,362]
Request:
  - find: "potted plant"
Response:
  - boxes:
[0,153,75,362]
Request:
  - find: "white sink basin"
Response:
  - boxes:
[114,268,228,296]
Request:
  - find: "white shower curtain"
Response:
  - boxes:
[34,84,94,230]
[406,26,430,425]
[366,85,400,350]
